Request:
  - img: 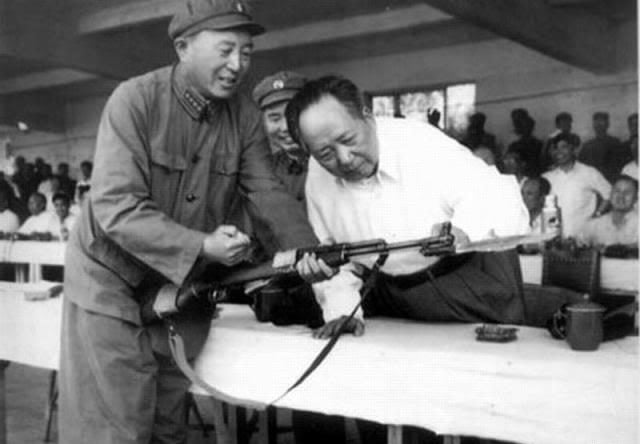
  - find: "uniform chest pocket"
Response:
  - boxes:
[149,149,187,211]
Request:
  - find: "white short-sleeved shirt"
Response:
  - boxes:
[18,212,55,234]
[0,210,20,233]
[581,211,638,246]
[542,162,611,238]
[306,118,530,322]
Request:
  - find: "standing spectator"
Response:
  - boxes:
[462,112,498,158]
[579,112,628,183]
[541,112,581,172]
[621,113,638,157]
[507,111,543,176]
[581,175,638,247]
[472,145,497,166]
[521,177,551,233]
[543,133,611,237]
[621,135,638,179]
[501,150,528,186]
[74,160,93,203]
[56,162,77,199]
[37,163,54,195]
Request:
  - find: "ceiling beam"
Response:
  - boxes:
[0,69,98,95]
[421,0,616,73]
[0,22,171,80]
[77,0,177,35]
[254,4,451,51]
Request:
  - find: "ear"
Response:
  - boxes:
[173,37,189,60]
[362,106,372,118]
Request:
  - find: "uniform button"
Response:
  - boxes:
[191,154,201,164]
[186,194,197,202]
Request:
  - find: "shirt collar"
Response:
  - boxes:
[172,64,211,122]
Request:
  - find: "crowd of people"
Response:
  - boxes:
[464,109,638,250]
[0,157,92,241]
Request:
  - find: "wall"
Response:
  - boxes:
[7,27,638,174]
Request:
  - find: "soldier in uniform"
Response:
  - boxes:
[253,70,309,202]
[58,1,318,442]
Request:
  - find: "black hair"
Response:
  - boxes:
[285,75,367,146]
[524,176,551,196]
[551,132,580,147]
[52,192,71,206]
[593,112,609,121]
[555,112,572,125]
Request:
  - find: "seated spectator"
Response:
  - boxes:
[621,134,638,180]
[472,145,496,166]
[507,110,543,176]
[48,192,77,241]
[501,150,528,186]
[521,177,551,234]
[543,133,611,238]
[581,175,638,247]
[541,112,581,172]
[579,112,628,183]
[18,192,53,235]
[0,183,20,234]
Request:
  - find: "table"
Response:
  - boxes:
[0,241,65,282]
[0,284,62,443]
[193,305,638,444]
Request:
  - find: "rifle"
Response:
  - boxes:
[142,224,556,323]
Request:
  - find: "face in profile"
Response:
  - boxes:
[299,95,378,182]
[28,195,46,216]
[263,101,303,156]
[610,179,638,213]
[176,29,253,100]
[521,180,544,214]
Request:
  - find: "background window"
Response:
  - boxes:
[370,83,475,139]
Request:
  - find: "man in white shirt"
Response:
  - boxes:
[287,76,530,339]
[18,192,53,235]
[48,192,77,241]
[543,133,611,238]
[521,177,551,234]
[581,175,638,247]
[0,183,19,234]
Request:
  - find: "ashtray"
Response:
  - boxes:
[475,324,518,343]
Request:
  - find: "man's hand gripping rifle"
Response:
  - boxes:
[141,223,456,324]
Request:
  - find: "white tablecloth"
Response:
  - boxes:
[0,284,62,370]
[194,304,638,444]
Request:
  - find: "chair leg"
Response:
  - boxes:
[44,370,57,442]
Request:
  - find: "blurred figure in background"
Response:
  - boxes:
[580,175,638,247]
[541,112,580,173]
[543,133,611,238]
[462,112,499,159]
[472,145,497,166]
[18,192,52,235]
[56,162,77,199]
[501,150,528,186]
[579,112,628,183]
[521,176,551,234]
[507,109,543,177]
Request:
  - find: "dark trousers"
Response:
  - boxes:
[59,299,203,444]
[364,250,526,325]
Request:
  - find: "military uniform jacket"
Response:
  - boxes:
[64,65,317,325]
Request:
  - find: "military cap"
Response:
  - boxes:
[168,0,265,40]
[252,71,307,110]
